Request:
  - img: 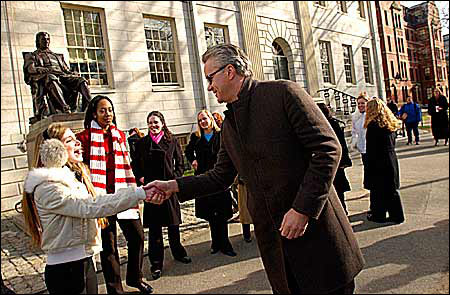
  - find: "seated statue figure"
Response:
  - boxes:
[23,32,92,122]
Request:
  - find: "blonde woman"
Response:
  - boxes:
[185,110,236,256]
[364,99,405,224]
[21,123,156,294]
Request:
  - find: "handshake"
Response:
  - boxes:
[142,180,179,205]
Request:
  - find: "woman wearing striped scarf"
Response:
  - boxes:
[76,95,153,294]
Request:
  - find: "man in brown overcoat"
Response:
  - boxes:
[147,44,364,294]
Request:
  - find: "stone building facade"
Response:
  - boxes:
[1,1,384,212]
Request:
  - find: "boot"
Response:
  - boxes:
[79,82,92,111]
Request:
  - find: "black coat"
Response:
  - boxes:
[328,118,352,193]
[176,78,364,294]
[428,95,449,140]
[128,134,143,185]
[185,131,233,221]
[132,135,184,227]
[366,122,400,191]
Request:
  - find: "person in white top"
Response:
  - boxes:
[21,123,160,294]
[351,93,369,191]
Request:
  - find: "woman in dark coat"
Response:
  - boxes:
[132,111,191,279]
[428,88,449,146]
[364,99,405,224]
[185,110,236,256]
[318,103,352,215]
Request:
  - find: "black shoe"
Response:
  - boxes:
[406,142,411,145]
[151,270,161,280]
[221,249,237,257]
[415,142,419,145]
[435,140,439,146]
[128,282,153,294]
[367,213,388,223]
[210,248,219,254]
[174,256,192,264]
[387,217,405,224]
[244,236,252,243]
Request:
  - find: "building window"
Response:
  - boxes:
[342,45,355,84]
[437,66,442,81]
[337,1,347,13]
[407,48,412,60]
[144,16,179,86]
[427,87,432,99]
[272,41,290,80]
[319,41,334,84]
[387,36,392,52]
[357,1,365,19]
[315,1,326,7]
[410,68,414,81]
[62,7,110,87]
[384,10,389,26]
[204,24,228,48]
[424,67,431,80]
[362,47,373,84]
[390,60,395,79]
[406,30,410,41]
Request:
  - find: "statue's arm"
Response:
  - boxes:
[25,53,50,75]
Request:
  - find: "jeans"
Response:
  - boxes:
[405,122,420,143]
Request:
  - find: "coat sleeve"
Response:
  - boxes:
[132,138,144,181]
[173,138,184,178]
[283,84,342,219]
[76,129,90,167]
[176,131,237,203]
[35,182,146,218]
[184,133,197,164]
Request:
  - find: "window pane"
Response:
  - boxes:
[63,7,109,87]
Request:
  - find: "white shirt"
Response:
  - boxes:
[351,111,367,154]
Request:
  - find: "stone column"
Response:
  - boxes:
[237,1,264,80]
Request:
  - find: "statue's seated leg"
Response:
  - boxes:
[79,81,92,111]
[44,75,71,113]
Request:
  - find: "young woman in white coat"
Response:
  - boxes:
[21,123,158,294]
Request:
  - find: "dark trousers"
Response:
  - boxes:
[361,153,369,189]
[209,218,234,252]
[148,224,187,272]
[44,257,97,294]
[100,215,145,294]
[405,122,420,143]
[370,188,405,222]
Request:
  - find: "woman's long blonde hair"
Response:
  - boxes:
[22,123,108,248]
[194,110,221,137]
[364,98,402,132]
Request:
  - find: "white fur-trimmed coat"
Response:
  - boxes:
[24,166,146,255]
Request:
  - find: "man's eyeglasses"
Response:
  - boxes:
[205,64,228,85]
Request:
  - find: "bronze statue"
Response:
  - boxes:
[23,32,92,123]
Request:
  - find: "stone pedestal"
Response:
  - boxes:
[13,112,86,234]
[25,112,85,169]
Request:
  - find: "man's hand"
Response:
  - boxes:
[279,209,309,239]
[143,186,166,205]
[143,180,179,199]
[191,160,198,171]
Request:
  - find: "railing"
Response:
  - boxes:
[317,88,357,117]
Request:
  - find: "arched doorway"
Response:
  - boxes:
[272,40,290,80]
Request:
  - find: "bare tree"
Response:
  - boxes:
[440,6,449,29]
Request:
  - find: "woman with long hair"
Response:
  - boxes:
[428,88,449,146]
[132,110,191,280]
[364,99,405,224]
[185,110,236,256]
[76,95,153,294]
[21,123,153,294]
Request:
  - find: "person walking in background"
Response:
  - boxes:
[131,111,191,280]
[351,93,369,191]
[398,96,422,145]
[77,96,152,294]
[428,88,449,146]
[185,110,236,257]
[318,103,352,215]
[147,43,364,294]
[128,127,145,186]
[364,99,405,224]
[387,96,399,117]
[22,123,156,294]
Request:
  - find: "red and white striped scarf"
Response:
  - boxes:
[89,120,139,220]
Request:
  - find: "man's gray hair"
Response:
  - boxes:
[202,44,253,77]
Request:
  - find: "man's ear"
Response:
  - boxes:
[227,65,236,80]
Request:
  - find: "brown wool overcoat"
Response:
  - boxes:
[177,78,365,294]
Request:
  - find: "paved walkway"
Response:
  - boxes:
[1,130,448,294]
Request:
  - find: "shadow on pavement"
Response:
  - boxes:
[197,269,268,294]
[399,177,449,190]
[349,212,398,233]
[359,219,449,293]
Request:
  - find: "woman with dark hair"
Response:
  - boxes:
[132,111,191,280]
[428,88,449,146]
[318,103,352,215]
[185,110,236,256]
[76,95,153,294]
[22,123,154,294]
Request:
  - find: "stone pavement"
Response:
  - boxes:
[1,129,449,294]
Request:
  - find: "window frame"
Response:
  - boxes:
[61,4,113,89]
[143,14,183,89]
[357,1,366,19]
[342,44,355,84]
[337,1,347,13]
[319,40,335,84]
[361,47,373,84]
[204,23,230,49]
